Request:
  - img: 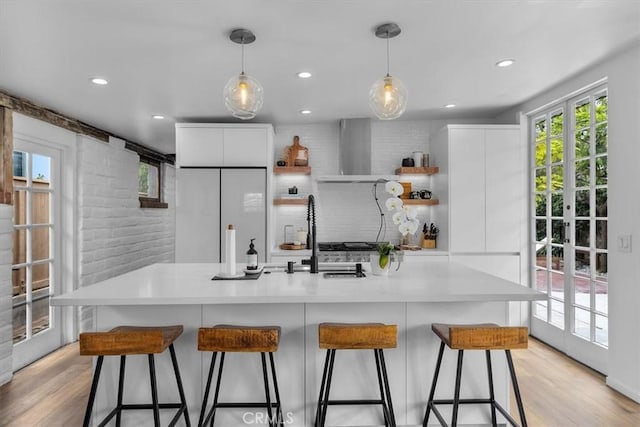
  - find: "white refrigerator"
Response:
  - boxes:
[175,168,267,263]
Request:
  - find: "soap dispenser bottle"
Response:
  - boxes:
[246,238,258,270]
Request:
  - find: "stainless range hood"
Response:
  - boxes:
[317,118,399,183]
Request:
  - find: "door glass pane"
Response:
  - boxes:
[32,226,50,262]
[575,249,590,277]
[595,221,607,249]
[574,276,590,309]
[595,94,608,121]
[551,112,564,135]
[575,220,589,247]
[535,219,547,242]
[575,159,590,187]
[550,165,563,191]
[535,193,547,216]
[534,300,548,320]
[575,190,590,217]
[13,229,26,265]
[595,156,607,185]
[535,142,547,166]
[32,263,51,336]
[551,220,563,244]
[12,266,27,343]
[595,315,608,346]
[595,281,608,315]
[32,154,51,182]
[32,191,50,225]
[575,100,590,128]
[574,129,590,158]
[550,138,563,162]
[534,118,546,140]
[595,253,607,280]
[13,151,27,184]
[551,299,565,328]
[551,271,564,300]
[574,306,590,340]
[551,193,563,216]
[13,190,27,225]
[551,247,564,271]
[595,188,607,216]
[535,267,548,292]
[595,123,607,154]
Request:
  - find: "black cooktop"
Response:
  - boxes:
[318,242,379,252]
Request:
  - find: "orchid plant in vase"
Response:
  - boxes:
[373,181,420,272]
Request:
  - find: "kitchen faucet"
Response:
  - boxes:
[305,194,319,273]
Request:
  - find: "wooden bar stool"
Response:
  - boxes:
[79,325,190,427]
[315,322,397,427]
[197,325,283,427]
[423,323,528,427]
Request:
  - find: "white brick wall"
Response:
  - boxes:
[0,205,13,385]
[77,136,176,332]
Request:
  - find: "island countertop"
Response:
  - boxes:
[51,261,544,306]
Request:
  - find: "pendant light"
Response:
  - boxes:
[369,23,407,120]
[223,28,264,120]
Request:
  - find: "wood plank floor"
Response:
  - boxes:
[1,337,639,426]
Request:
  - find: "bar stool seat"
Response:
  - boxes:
[79,325,190,427]
[198,325,283,427]
[423,323,528,427]
[315,322,397,427]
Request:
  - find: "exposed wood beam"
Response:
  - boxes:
[0,106,13,205]
[0,90,174,164]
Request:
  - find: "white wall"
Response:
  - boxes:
[0,205,13,385]
[498,41,640,401]
[77,135,176,332]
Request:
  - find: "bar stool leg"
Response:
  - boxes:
[451,350,464,427]
[377,349,396,427]
[199,352,218,427]
[314,350,331,427]
[505,350,528,427]
[209,352,226,426]
[148,354,161,427]
[83,355,104,427]
[168,344,191,426]
[374,350,391,426]
[485,350,498,427]
[260,353,274,426]
[423,341,445,427]
[319,349,336,427]
[268,352,284,427]
[115,355,126,427]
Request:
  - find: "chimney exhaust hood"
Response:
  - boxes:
[317,118,400,183]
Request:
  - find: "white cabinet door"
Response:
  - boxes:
[485,129,522,252]
[175,169,221,262]
[451,254,521,283]
[223,128,268,166]
[449,128,486,252]
[176,127,223,167]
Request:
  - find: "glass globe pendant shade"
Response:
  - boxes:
[369,75,408,120]
[223,72,264,120]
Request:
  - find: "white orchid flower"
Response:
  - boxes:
[398,218,420,236]
[385,180,404,197]
[403,205,418,219]
[392,211,404,225]
[385,196,404,211]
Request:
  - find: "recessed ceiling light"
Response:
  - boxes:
[90,77,108,85]
[300,109,312,115]
[444,104,456,109]
[297,71,312,79]
[152,115,165,120]
[496,59,515,68]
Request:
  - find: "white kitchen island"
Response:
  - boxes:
[52,261,544,427]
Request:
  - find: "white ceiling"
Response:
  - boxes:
[1,1,639,154]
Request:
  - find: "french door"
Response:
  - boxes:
[530,85,608,373]
[12,139,63,370]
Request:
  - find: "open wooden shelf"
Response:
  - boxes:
[274,166,311,175]
[273,198,308,205]
[400,198,439,206]
[395,166,439,175]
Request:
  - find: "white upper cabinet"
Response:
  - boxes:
[435,125,524,254]
[175,123,272,167]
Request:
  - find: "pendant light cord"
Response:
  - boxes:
[386,32,390,77]
[240,38,245,74]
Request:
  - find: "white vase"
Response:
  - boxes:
[369,253,390,276]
